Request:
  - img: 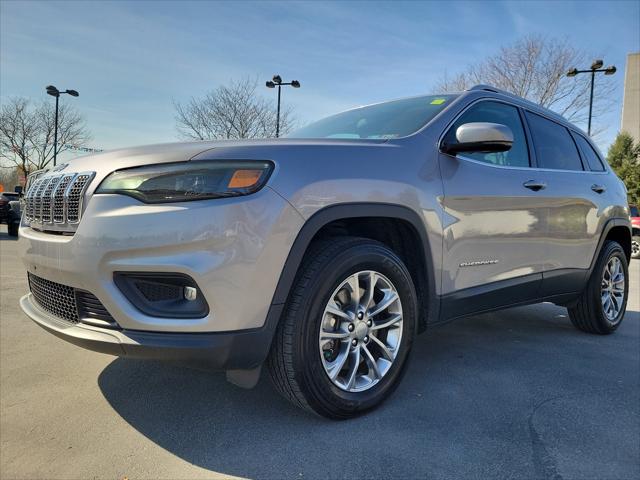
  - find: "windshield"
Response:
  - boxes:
[288,94,457,139]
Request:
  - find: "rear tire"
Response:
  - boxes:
[568,240,628,334]
[631,235,640,259]
[267,237,418,419]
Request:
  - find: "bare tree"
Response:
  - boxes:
[0,166,21,192]
[434,35,614,127]
[174,77,294,140]
[0,97,91,177]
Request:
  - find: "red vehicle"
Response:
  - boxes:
[631,205,640,259]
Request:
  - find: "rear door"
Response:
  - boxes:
[522,112,602,297]
[438,100,550,316]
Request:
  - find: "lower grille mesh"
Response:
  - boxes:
[28,273,120,329]
[28,273,78,323]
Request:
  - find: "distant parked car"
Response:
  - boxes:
[631,205,639,259]
[6,200,21,237]
[0,192,20,225]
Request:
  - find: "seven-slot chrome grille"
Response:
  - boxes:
[24,171,95,233]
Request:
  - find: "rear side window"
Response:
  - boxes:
[443,101,530,167]
[525,112,583,171]
[572,133,606,171]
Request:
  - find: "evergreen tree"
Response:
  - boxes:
[607,132,640,205]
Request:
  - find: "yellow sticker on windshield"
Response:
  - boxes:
[430,98,446,105]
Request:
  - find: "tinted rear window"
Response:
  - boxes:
[525,112,583,171]
[288,95,457,139]
[572,133,605,171]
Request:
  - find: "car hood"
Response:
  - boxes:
[62,138,389,179]
[56,138,387,193]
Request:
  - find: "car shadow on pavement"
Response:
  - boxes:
[98,303,640,479]
[0,230,18,241]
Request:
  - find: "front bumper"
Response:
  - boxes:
[18,186,304,369]
[21,293,283,369]
[18,188,303,333]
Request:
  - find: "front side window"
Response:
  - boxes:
[525,112,584,171]
[442,101,530,167]
[572,132,606,172]
[287,95,457,139]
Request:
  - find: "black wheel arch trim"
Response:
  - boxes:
[589,217,632,270]
[268,202,439,326]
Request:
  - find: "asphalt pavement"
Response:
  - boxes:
[1,224,639,479]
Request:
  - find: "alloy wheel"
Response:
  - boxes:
[601,256,625,323]
[319,270,403,392]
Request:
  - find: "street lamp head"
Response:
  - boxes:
[65,89,79,97]
[604,66,617,75]
[291,80,301,88]
[566,68,578,77]
[266,81,276,88]
[272,75,282,84]
[46,85,60,97]
[591,59,604,70]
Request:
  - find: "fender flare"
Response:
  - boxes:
[268,202,439,321]
[588,217,632,272]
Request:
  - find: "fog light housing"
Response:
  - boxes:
[183,286,198,301]
[114,272,209,318]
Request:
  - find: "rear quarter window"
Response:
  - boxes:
[572,133,606,172]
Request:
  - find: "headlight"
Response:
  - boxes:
[96,160,273,203]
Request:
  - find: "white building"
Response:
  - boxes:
[621,52,640,141]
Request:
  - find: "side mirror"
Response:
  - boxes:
[442,122,513,155]
[14,186,23,195]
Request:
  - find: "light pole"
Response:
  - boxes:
[266,75,300,138]
[46,85,79,166]
[566,60,616,136]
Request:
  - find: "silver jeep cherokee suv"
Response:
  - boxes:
[19,85,632,418]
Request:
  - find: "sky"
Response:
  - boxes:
[1,0,639,157]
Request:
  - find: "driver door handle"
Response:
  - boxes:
[523,180,547,191]
[591,184,606,194]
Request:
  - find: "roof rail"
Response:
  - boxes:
[467,84,502,93]
[466,84,568,123]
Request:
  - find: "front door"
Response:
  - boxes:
[438,100,550,318]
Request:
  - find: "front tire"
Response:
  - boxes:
[568,240,629,334]
[267,237,417,419]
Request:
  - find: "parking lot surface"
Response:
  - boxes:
[1,224,639,480]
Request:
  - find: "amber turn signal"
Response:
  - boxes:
[228,169,263,188]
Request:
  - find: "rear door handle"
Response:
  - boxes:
[591,184,606,194]
[523,180,547,191]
